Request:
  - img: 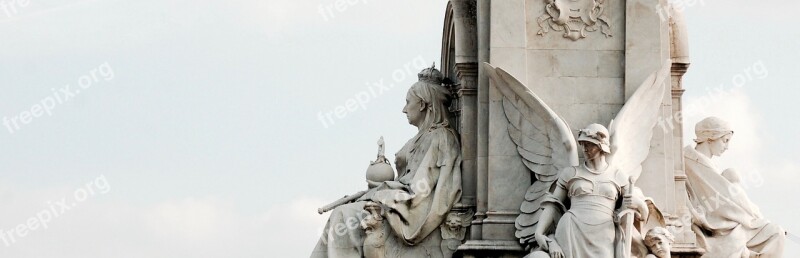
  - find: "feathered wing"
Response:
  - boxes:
[483,63,579,246]
[607,59,672,182]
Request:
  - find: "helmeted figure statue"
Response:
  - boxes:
[684,117,786,258]
[484,60,673,258]
[311,65,463,258]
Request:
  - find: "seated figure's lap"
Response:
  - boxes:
[321,201,445,258]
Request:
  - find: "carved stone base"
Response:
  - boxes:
[456,240,526,258]
[671,246,705,258]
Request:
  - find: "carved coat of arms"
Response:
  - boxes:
[537,0,612,41]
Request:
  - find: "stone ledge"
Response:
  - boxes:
[457,239,525,251]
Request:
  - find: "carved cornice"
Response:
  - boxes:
[671,62,691,76]
[455,62,479,80]
[483,210,519,224]
[672,89,685,98]
[458,88,477,97]
[451,203,475,212]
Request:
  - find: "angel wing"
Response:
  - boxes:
[607,59,672,182]
[483,63,579,247]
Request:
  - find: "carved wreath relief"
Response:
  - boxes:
[537,0,612,41]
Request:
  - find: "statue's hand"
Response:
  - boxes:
[534,232,551,251]
[548,241,564,258]
[623,194,637,210]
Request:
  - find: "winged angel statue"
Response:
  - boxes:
[483,60,672,258]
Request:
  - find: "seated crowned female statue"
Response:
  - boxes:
[311,65,462,258]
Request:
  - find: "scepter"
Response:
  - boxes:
[317,136,394,214]
[317,190,368,214]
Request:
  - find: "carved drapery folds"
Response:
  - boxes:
[362,202,387,258]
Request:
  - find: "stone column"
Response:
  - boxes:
[473,0,490,241]
[625,0,676,220]
[458,0,491,255]
[479,0,529,253]
[667,4,704,258]
[459,0,527,256]
[451,0,479,226]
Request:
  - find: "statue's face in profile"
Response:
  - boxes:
[646,235,671,258]
[403,91,426,127]
[709,134,732,157]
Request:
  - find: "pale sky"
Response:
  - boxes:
[0,0,798,257]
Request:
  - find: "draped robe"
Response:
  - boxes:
[311,126,462,258]
[684,146,785,258]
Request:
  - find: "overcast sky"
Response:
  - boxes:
[0,0,798,257]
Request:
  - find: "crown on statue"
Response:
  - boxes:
[418,63,444,84]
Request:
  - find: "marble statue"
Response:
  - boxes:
[311,65,463,258]
[684,117,786,258]
[483,59,672,258]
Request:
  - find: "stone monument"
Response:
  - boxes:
[309,0,786,257]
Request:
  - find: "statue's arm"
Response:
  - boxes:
[537,187,566,229]
[620,186,649,221]
[633,192,649,221]
[534,186,567,245]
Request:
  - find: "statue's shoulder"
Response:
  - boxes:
[682,145,715,170]
[428,125,460,145]
[430,124,457,134]
[557,166,578,186]
[612,168,631,188]
[683,145,697,157]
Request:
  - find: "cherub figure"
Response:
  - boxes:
[643,227,674,258]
